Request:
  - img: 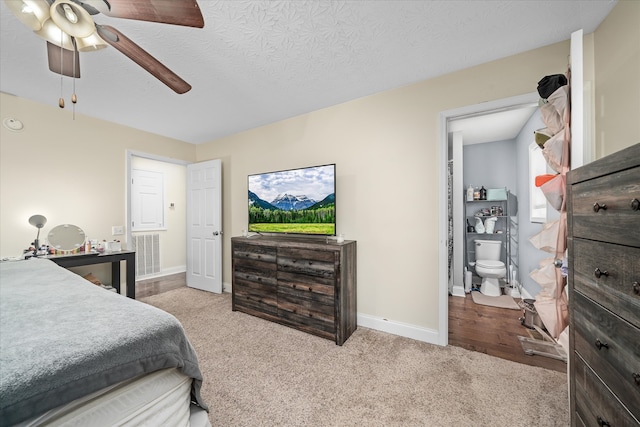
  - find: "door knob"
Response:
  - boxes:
[212,231,223,236]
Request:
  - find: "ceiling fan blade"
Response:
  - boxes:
[47,42,81,78]
[97,0,204,28]
[96,25,192,94]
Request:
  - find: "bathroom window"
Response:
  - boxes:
[529,142,547,223]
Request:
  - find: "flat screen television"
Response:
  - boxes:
[248,164,336,236]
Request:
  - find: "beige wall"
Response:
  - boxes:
[196,40,572,332]
[0,94,195,284]
[593,0,640,157]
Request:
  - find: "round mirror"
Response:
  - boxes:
[47,224,86,252]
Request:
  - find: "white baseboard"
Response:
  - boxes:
[451,284,466,297]
[136,265,186,281]
[357,313,442,346]
[222,281,232,293]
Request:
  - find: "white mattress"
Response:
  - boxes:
[17,368,210,427]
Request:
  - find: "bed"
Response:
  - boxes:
[0,258,209,426]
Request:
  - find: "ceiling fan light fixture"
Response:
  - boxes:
[50,0,95,38]
[35,18,74,50]
[76,31,108,52]
[3,0,50,31]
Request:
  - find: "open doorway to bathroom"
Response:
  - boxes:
[439,29,587,364]
[440,93,577,371]
[437,92,562,368]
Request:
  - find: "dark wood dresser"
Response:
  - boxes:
[567,143,640,426]
[231,235,357,345]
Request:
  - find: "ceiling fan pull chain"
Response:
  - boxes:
[71,37,78,120]
[59,30,65,109]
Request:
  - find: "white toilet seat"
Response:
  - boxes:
[476,260,504,270]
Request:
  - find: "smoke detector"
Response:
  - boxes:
[3,118,24,132]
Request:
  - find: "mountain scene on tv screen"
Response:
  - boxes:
[248,166,336,234]
[249,191,334,211]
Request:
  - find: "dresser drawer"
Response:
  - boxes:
[232,241,278,316]
[277,270,336,338]
[572,238,640,327]
[570,166,640,247]
[573,292,640,418]
[278,290,335,328]
[574,354,638,427]
[233,241,277,263]
[233,280,278,317]
[277,270,335,298]
[277,247,336,278]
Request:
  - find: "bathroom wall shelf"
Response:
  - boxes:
[463,191,518,287]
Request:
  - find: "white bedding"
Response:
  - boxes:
[16,368,211,427]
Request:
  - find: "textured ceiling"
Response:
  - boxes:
[0,1,616,144]
[450,106,539,146]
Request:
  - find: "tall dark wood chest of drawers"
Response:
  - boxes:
[231,236,357,345]
[567,143,640,426]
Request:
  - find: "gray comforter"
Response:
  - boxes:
[0,258,207,426]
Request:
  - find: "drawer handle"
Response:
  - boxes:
[594,268,609,279]
[594,339,609,350]
[592,202,608,212]
[597,416,610,427]
[633,282,640,295]
[633,372,640,386]
[631,198,640,211]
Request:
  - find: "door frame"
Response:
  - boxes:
[125,150,189,253]
[437,92,539,346]
[438,29,589,345]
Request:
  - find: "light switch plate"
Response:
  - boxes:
[112,225,124,236]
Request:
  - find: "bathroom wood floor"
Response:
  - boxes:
[135,272,187,299]
[448,293,566,372]
[136,273,566,373]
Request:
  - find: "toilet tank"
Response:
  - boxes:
[474,239,502,261]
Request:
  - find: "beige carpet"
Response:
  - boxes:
[471,290,520,310]
[141,288,568,427]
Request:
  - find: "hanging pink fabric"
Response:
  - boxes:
[541,129,566,173]
[529,220,560,253]
[534,68,571,340]
[539,174,565,211]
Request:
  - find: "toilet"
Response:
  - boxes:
[474,239,506,297]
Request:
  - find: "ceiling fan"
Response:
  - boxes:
[4,0,204,94]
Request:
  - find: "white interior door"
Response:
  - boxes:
[131,168,165,231]
[186,159,222,293]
